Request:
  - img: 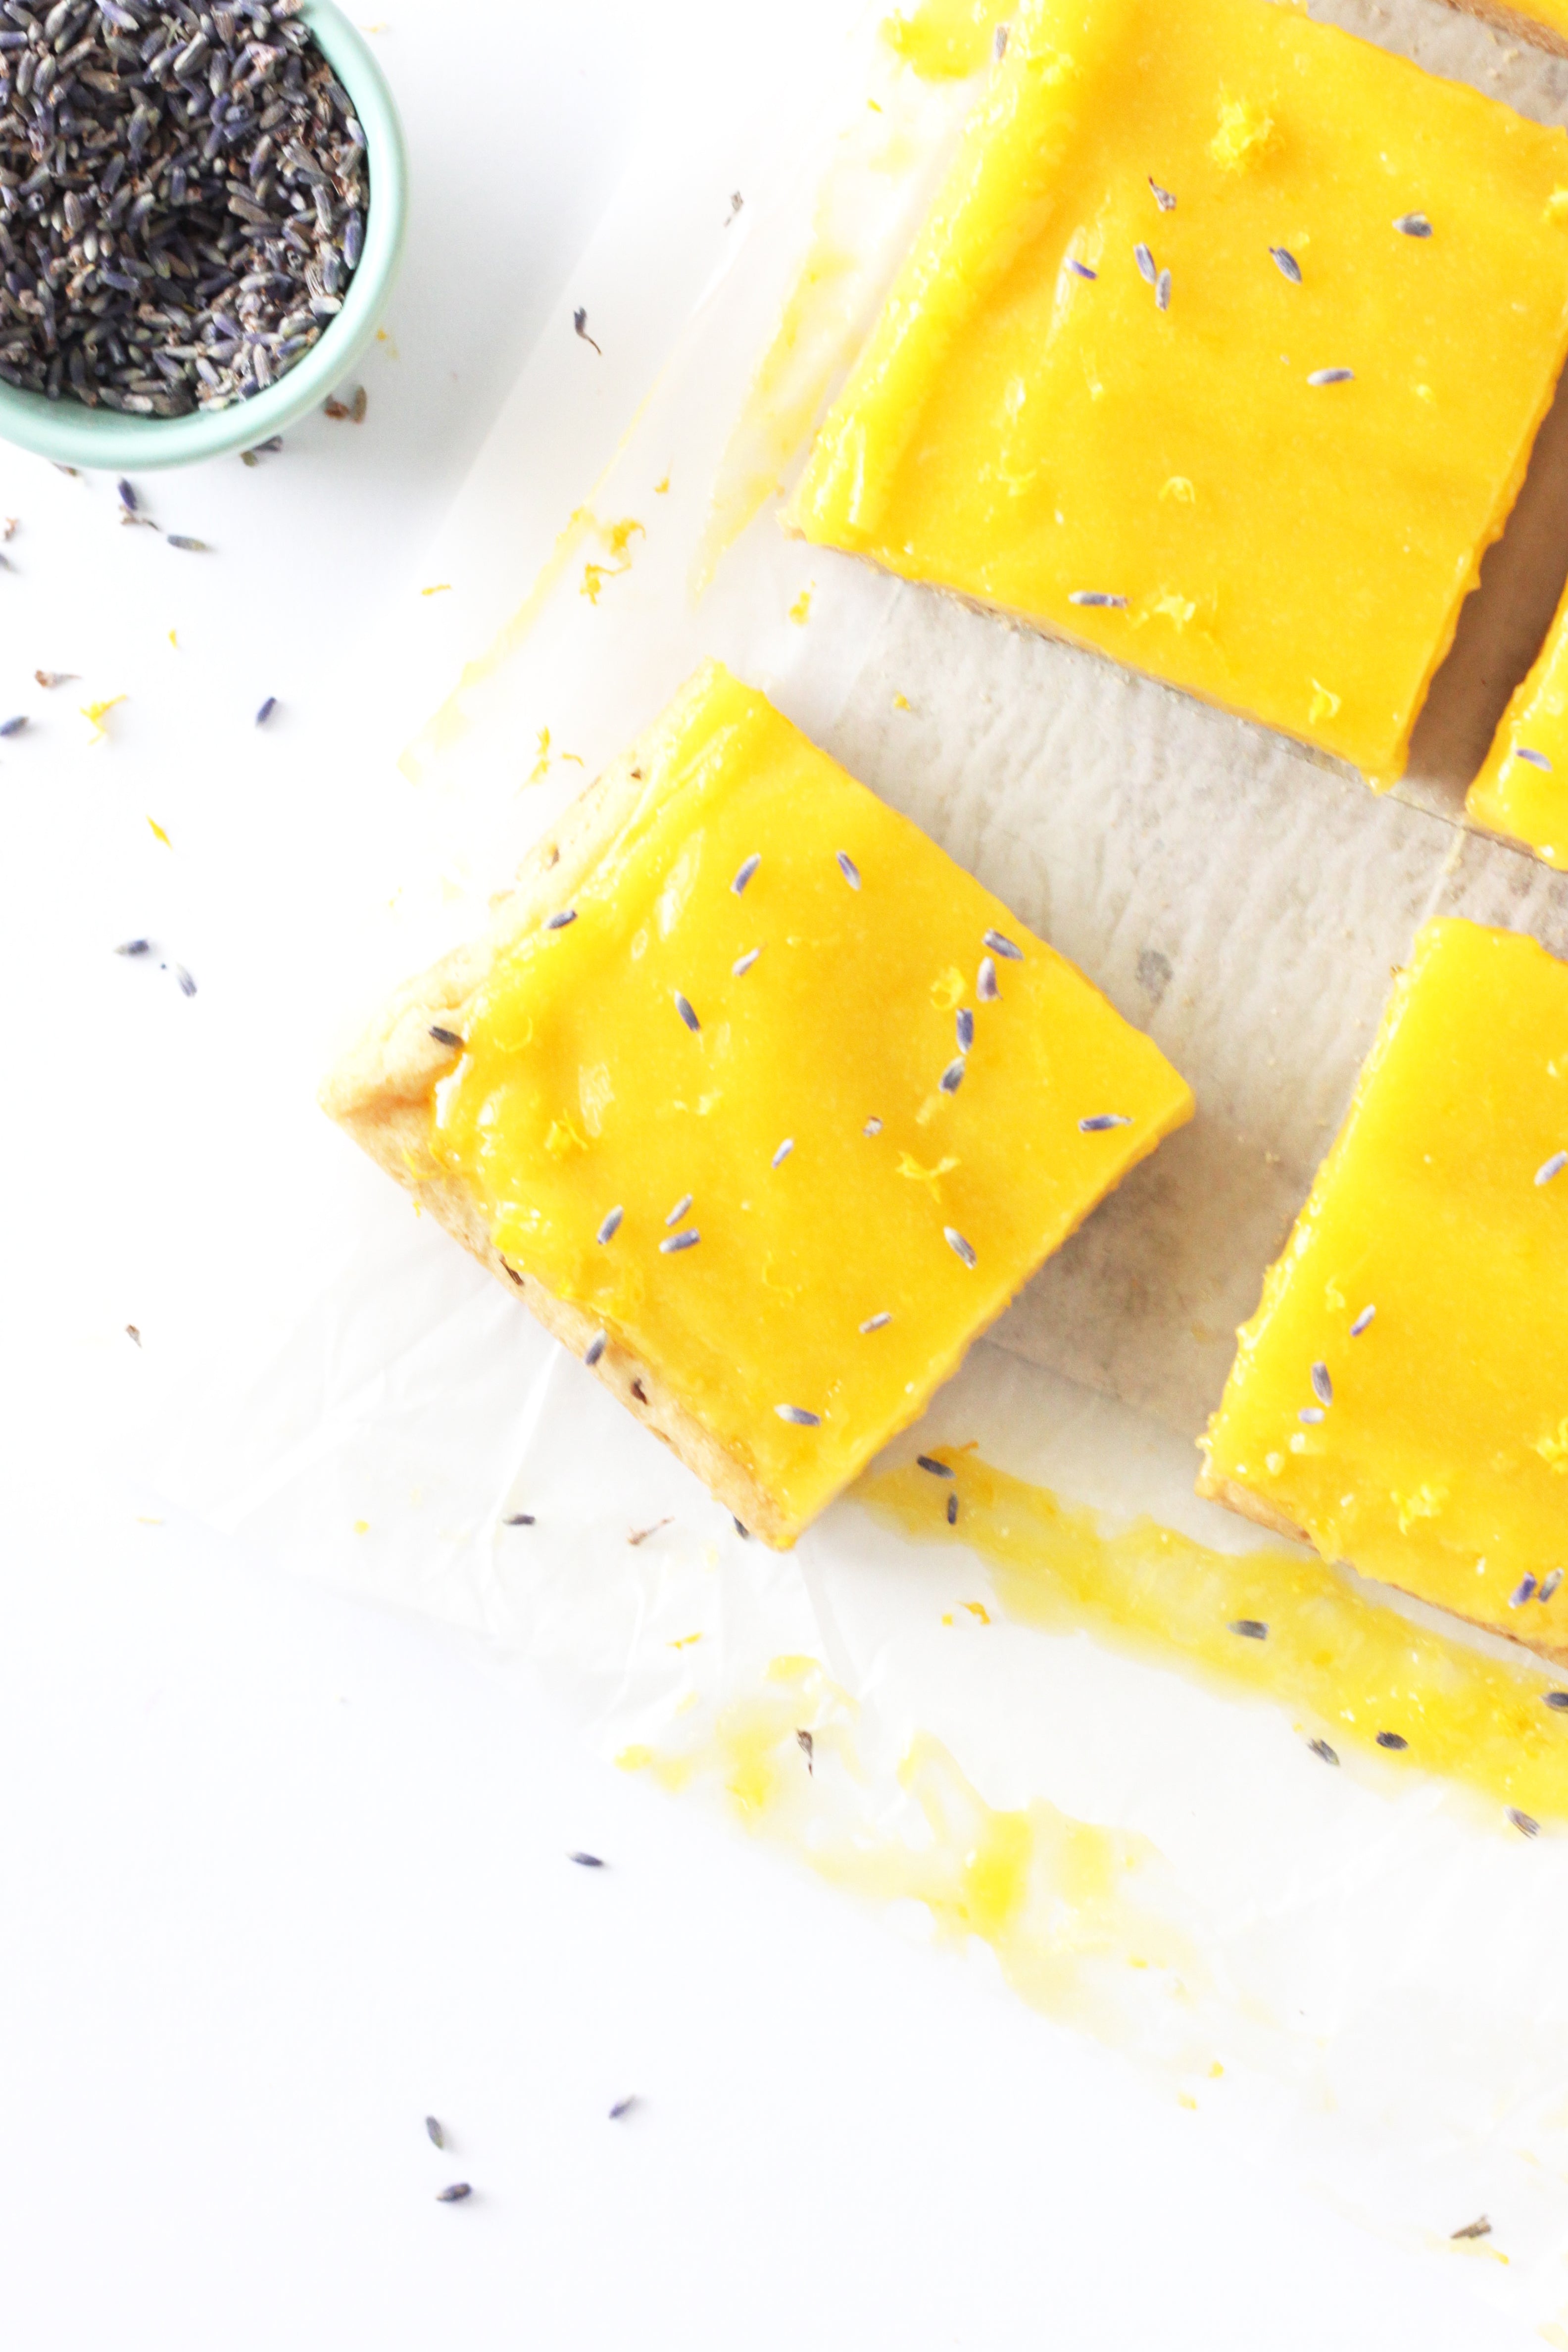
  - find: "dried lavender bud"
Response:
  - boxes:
[435,2183,472,2203]
[569,1852,605,1868]
[424,2116,444,2149]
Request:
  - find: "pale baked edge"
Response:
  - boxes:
[777,522,1383,781]
[1195,1467,1568,1672]
[1447,0,1568,59]
[320,661,806,1549]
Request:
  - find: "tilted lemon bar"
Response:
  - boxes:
[789,0,1568,782]
[323,663,1193,1547]
[1199,920,1568,1660]
[1469,574,1568,868]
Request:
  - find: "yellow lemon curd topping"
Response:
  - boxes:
[1200,919,1568,1645]
[860,1453,1568,1825]
[432,662,1193,1544]
[1469,573,1568,869]
[789,0,1568,781]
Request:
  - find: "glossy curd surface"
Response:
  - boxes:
[790,0,1568,780]
[432,662,1192,1542]
[1201,920,1568,1643]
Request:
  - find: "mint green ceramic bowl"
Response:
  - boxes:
[0,0,407,471]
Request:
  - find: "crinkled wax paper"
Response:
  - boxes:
[136,1,1568,2327]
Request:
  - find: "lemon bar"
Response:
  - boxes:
[789,0,1568,782]
[324,662,1193,1547]
[1468,574,1568,868]
[1199,920,1568,1658]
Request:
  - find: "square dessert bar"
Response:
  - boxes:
[1200,919,1568,1660]
[790,0,1568,781]
[324,662,1193,1546]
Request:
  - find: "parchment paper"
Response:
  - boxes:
[134,1,1568,2328]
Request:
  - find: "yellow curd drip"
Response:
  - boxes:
[621,1654,1196,2034]
[1202,920,1568,1647]
[1469,571,1568,869]
[432,662,1191,1542]
[882,0,1011,81]
[859,1452,1568,1823]
[398,508,643,786]
[789,0,1568,780]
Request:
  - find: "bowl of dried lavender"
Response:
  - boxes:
[0,0,406,468]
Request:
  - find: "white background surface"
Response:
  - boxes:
[0,4,1544,2343]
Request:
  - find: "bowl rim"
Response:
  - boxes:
[0,0,407,472]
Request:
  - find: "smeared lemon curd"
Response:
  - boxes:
[882,0,1011,80]
[1470,575,1568,869]
[859,1454,1568,1823]
[622,1656,1195,2032]
[433,663,1191,1543]
[789,0,1568,780]
[1201,920,1568,1652]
